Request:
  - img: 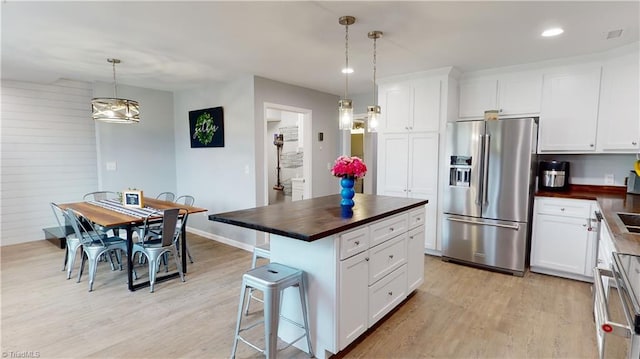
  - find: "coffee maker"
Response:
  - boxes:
[538,161,570,191]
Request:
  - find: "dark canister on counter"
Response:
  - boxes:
[538,161,570,191]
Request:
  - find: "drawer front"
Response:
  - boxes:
[368,264,408,326]
[370,214,408,247]
[369,234,407,285]
[535,198,592,218]
[408,207,426,230]
[339,226,369,260]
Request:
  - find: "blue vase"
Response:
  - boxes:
[340,176,355,217]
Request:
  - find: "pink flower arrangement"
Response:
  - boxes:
[331,156,367,179]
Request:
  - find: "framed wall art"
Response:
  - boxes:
[189,106,224,148]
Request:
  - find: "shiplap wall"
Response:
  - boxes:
[1,79,98,245]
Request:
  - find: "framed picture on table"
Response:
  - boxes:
[123,190,144,208]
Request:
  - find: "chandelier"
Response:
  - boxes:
[91,59,140,124]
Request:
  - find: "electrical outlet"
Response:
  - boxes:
[604,173,615,185]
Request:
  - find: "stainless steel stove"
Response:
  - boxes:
[594,252,640,358]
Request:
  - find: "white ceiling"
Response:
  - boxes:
[2,1,639,96]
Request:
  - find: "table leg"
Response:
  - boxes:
[126,225,134,291]
[181,224,188,273]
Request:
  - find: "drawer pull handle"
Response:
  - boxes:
[388,291,393,296]
[355,240,360,245]
[560,208,565,211]
[389,227,394,231]
[389,254,394,259]
[365,257,370,261]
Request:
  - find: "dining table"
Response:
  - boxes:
[59,197,207,291]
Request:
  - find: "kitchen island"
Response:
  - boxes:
[209,194,428,359]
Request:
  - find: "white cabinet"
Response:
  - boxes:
[538,65,602,153]
[339,250,369,349]
[337,209,424,350]
[530,197,597,281]
[458,71,543,118]
[596,52,640,152]
[378,78,441,133]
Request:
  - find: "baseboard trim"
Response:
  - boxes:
[186,227,254,252]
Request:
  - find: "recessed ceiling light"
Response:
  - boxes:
[542,28,564,37]
[341,68,354,74]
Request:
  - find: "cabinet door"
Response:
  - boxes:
[538,66,601,152]
[377,133,409,197]
[339,250,369,350]
[458,78,498,118]
[498,72,542,115]
[411,78,441,132]
[531,213,591,275]
[407,225,425,292]
[597,52,640,152]
[407,132,439,198]
[379,83,412,132]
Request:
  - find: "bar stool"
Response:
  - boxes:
[245,243,271,315]
[231,262,313,359]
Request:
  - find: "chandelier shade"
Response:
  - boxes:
[91,58,140,124]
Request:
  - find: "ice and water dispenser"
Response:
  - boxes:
[449,156,472,187]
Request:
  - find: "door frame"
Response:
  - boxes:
[262,102,312,205]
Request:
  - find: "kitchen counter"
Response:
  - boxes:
[208,193,427,241]
[536,185,640,255]
[209,194,428,359]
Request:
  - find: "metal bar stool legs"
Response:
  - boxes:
[245,243,271,315]
[231,262,313,359]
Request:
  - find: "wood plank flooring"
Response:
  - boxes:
[0,233,617,358]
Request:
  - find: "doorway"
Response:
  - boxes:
[263,103,312,205]
[351,113,376,194]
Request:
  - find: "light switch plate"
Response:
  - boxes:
[106,161,117,171]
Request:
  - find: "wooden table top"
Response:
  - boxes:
[208,194,428,242]
[59,197,207,228]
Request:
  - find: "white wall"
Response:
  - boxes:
[173,76,258,246]
[253,76,340,208]
[94,82,176,196]
[1,79,97,245]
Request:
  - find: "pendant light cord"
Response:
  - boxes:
[373,35,377,106]
[112,60,118,98]
[344,22,349,99]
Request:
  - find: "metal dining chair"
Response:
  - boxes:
[51,202,82,280]
[175,195,195,263]
[83,191,118,201]
[132,208,186,293]
[156,192,176,202]
[64,208,129,292]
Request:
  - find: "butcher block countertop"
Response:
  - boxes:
[536,185,640,255]
[209,194,428,242]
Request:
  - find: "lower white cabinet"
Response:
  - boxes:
[530,197,597,281]
[338,208,424,350]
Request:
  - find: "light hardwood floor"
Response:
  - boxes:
[0,233,616,358]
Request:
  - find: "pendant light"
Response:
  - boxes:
[91,58,140,124]
[367,30,383,132]
[338,16,355,130]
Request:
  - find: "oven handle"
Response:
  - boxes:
[593,267,632,338]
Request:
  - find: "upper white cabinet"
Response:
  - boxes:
[458,71,542,118]
[538,64,602,153]
[596,51,640,152]
[378,77,441,133]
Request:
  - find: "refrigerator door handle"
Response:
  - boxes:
[476,134,485,206]
[482,134,491,206]
[446,217,520,230]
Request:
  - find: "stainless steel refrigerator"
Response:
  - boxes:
[442,117,538,276]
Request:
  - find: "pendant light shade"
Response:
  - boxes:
[91,59,140,124]
[338,16,355,130]
[367,31,383,133]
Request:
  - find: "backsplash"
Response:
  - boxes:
[538,154,636,186]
